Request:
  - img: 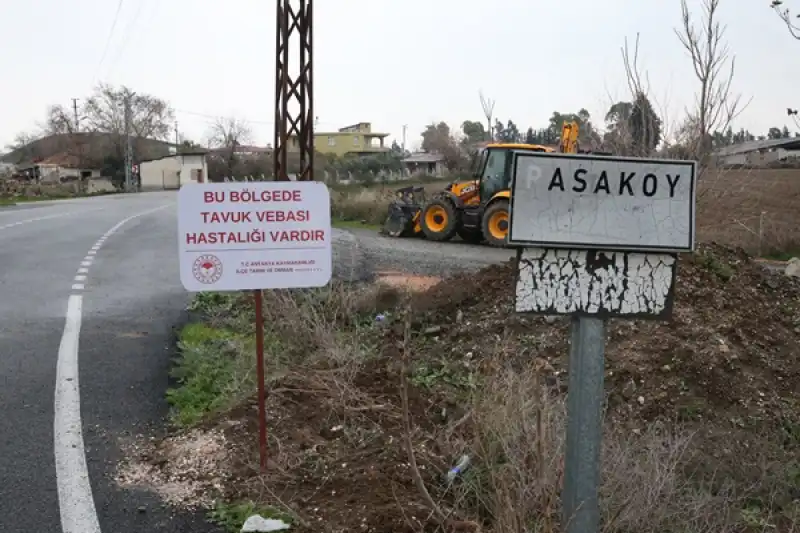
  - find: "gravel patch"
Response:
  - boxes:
[335,227,515,280]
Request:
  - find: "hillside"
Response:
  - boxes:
[1,132,176,166]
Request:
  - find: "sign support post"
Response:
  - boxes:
[562,315,605,532]
[254,288,267,471]
[507,150,697,532]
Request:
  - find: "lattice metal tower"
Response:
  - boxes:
[273,0,313,181]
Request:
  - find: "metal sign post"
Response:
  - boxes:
[508,151,697,533]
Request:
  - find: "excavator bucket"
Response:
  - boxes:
[381,185,425,238]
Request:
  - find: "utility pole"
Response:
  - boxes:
[174,121,179,152]
[72,98,80,132]
[124,91,134,192]
[72,98,82,192]
[402,124,407,153]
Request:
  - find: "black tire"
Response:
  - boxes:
[482,199,510,247]
[420,197,459,241]
[457,228,484,244]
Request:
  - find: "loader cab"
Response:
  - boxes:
[472,144,552,202]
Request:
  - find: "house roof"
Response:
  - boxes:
[714,137,800,157]
[16,151,87,169]
[208,145,271,154]
[38,152,82,167]
[403,152,445,163]
[139,150,209,163]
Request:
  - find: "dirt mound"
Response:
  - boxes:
[410,243,800,429]
[139,243,800,532]
[130,365,453,533]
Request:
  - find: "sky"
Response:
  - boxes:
[0,0,797,152]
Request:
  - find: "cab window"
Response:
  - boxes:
[480,150,509,199]
[482,151,507,182]
[470,149,489,178]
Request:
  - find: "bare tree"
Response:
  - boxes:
[2,131,44,163]
[770,0,800,39]
[4,131,40,153]
[601,34,665,157]
[44,105,78,135]
[83,83,174,141]
[78,83,175,170]
[479,90,495,142]
[207,117,253,179]
[674,0,749,160]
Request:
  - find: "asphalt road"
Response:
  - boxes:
[0,193,221,533]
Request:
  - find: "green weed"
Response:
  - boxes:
[411,358,477,391]
[166,323,243,427]
[696,251,734,282]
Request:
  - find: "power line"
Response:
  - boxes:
[173,108,339,128]
[93,0,125,83]
[106,0,148,77]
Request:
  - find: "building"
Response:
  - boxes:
[402,152,447,177]
[714,137,800,166]
[207,145,272,159]
[14,152,101,183]
[139,151,209,191]
[289,122,390,157]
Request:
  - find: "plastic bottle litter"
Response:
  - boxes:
[446,454,471,484]
[241,515,291,532]
[375,313,386,322]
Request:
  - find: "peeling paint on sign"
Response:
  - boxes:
[515,248,676,318]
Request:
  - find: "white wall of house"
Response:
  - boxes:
[140,154,208,191]
[719,153,747,166]
[36,165,101,183]
[178,154,208,185]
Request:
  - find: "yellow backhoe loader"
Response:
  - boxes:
[382,121,589,247]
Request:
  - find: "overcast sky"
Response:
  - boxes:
[1,0,796,151]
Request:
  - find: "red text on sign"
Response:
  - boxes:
[186,230,266,245]
[269,230,325,242]
[199,210,310,223]
[256,210,309,222]
[185,229,327,245]
[201,211,251,223]
[203,189,303,203]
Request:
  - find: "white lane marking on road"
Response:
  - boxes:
[0,208,102,232]
[54,295,98,533]
[55,203,172,533]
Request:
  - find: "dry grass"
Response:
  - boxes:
[0,180,81,199]
[698,168,800,257]
[331,188,397,225]
[158,274,800,532]
[330,179,453,225]
[452,366,757,533]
